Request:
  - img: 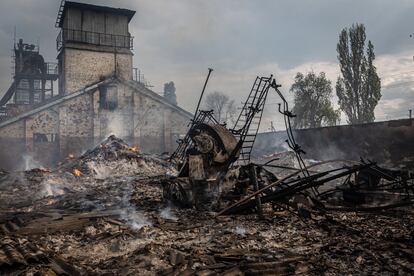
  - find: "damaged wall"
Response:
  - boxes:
[0,109,61,170]
[253,119,414,167]
[0,81,191,171]
[26,108,60,167]
[0,1,192,171]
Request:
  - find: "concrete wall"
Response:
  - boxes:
[253,119,414,167]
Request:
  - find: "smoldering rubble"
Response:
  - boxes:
[0,135,413,275]
[1,74,414,275]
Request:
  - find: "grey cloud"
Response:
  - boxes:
[0,0,412,127]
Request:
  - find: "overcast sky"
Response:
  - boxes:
[0,0,413,130]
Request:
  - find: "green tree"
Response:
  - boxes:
[336,23,381,124]
[291,72,340,129]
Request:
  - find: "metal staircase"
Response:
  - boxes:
[231,75,272,165]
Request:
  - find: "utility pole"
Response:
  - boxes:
[409,109,412,119]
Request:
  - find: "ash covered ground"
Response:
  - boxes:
[0,136,413,275]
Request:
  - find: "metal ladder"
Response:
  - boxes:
[231,76,272,165]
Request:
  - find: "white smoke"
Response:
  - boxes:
[281,141,292,152]
[106,111,129,138]
[87,161,112,180]
[23,154,43,170]
[234,226,246,236]
[160,205,178,221]
[120,208,152,230]
[40,177,65,197]
[119,178,152,230]
[316,143,346,161]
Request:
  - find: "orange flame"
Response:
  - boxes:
[130,147,137,152]
[72,168,81,176]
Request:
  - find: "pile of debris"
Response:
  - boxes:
[60,135,176,178]
[218,156,414,216]
[0,136,175,212]
[0,135,413,275]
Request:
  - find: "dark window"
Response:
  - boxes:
[34,133,48,142]
[99,85,118,110]
[33,133,59,143]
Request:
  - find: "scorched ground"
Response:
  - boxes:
[0,136,413,275]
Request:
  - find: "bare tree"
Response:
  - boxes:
[223,99,237,126]
[204,91,236,125]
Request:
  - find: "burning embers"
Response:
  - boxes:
[72,168,81,176]
[59,135,175,179]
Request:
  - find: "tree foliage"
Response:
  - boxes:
[204,91,236,125]
[336,23,381,124]
[291,72,340,129]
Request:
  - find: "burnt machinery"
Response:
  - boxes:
[0,39,59,120]
[165,72,414,215]
[166,74,277,208]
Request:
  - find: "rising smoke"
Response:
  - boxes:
[23,154,44,171]
[119,178,152,230]
[159,204,178,221]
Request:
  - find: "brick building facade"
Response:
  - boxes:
[0,1,192,170]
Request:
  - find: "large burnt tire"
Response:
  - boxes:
[189,123,239,164]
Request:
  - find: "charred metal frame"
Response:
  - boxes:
[0,39,59,120]
[167,73,414,215]
[231,75,273,165]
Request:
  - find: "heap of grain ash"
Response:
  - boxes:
[60,135,176,179]
[0,135,176,212]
